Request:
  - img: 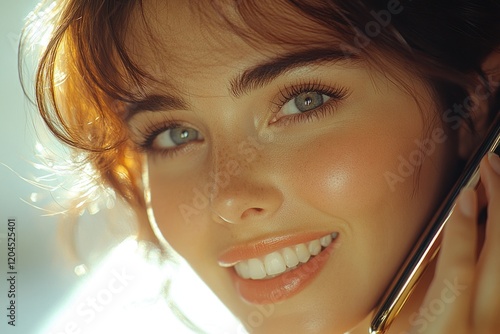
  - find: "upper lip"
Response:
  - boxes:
[217,230,336,267]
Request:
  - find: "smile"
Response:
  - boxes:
[219,231,339,304]
[233,232,339,280]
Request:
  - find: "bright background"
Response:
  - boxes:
[0,1,240,333]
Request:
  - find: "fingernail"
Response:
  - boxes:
[458,188,476,218]
[488,152,500,175]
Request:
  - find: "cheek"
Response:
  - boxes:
[289,127,422,222]
[147,165,211,253]
[285,110,451,273]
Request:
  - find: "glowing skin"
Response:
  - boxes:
[124,1,469,333]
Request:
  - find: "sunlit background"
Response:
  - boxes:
[0,1,240,333]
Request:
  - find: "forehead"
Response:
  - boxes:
[124,0,346,87]
[124,1,249,93]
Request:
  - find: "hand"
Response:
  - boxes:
[409,153,500,334]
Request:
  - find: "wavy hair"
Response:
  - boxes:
[20,0,500,243]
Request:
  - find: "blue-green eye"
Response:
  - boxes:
[282,91,331,115]
[152,126,202,149]
[271,82,349,126]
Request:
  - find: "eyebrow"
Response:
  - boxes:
[125,94,188,121]
[126,47,356,120]
[230,48,356,97]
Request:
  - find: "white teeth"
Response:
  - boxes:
[235,260,250,279]
[281,247,299,268]
[295,243,311,263]
[308,240,321,256]
[264,252,287,276]
[233,233,338,280]
[320,234,332,247]
[248,258,267,279]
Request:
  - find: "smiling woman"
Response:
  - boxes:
[20,0,500,333]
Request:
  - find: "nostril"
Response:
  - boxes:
[241,207,265,219]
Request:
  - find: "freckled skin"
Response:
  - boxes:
[126,1,465,333]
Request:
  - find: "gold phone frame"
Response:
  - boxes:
[370,114,500,334]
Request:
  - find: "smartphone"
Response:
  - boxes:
[369,112,500,334]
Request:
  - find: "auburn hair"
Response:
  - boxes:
[20,0,500,242]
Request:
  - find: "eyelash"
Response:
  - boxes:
[133,81,349,158]
[272,80,348,126]
[132,116,187,159]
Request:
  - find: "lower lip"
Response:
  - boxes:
[229,242,335,305]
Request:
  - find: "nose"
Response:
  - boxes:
[211,179,283,224]
[209,153,283,225]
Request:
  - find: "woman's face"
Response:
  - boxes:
[126,1,460,333]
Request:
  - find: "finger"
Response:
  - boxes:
[480,152,500,202]
[474,153,500,330]
[417,188,477,332]
[476,180,487,217]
